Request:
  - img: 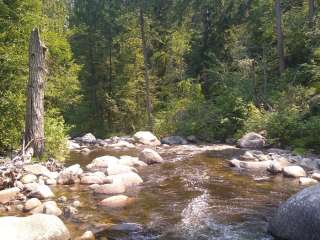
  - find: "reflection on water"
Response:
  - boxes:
[61,148,302,240]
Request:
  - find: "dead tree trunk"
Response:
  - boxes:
[308,0,315,26]
[275,0,285,75]
[139,6,153,130]
[24,28,47,158]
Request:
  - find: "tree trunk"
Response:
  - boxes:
[275,0,285,74]
[308,0,315,25]
[24,28,47,158]
[139,6,153,130]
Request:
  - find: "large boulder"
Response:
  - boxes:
[283,166,306,178]
[0,187,20,204]
[138,148,163,164]
[133,131,161,146]
[237,132,265,149]
[269,184,320,240]
[0,214,70,240]
[161,136,188,145]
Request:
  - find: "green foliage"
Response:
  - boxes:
[44,110,69,160]
[242,86,320,152]
[1,0,320,156]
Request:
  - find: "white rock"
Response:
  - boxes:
[99,195,131,208]
[299,177,318,185]
[25,183,55,199]
[24,164,51,176]
[57,164,83,185]
[21,174,37,184]
[87,156,119,169]
[43,201,62,216]
[78,231,95,240]
[0,187,20,204]
[283,166,307,178]
[106,172,143,188]
[118,156,147,167]
[133,131,161,146]
[237,132,265,149]
[0,214,70,240]
[107,165,136,176]
[24,198,42,211]
[139,148,163,164]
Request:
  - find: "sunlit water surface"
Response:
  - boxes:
[58,148,302,239]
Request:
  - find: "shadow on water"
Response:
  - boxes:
[60,149,302,240]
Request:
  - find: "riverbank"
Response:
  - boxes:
[0,131,319,239]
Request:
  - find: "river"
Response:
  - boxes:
[58,147,302,240]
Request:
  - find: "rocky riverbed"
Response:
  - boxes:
[0,131,319,240]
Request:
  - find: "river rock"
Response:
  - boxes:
[76,133,96,144]
[43,201,62,216]
[107,165,136,176]
[283,166,306,178]
[106,172,143,188]
[94,181,126,195]
[63,205,78,218]
[118,156,147,167]
[24,164,51,176]
[87,156,119,170]
[21,174,37,184]
[268,184,320,240]
[161,136,188,145]
[78,231,95,240]
[45,178,57,185]
[268,160,285,173]
[311,172,320,181]
[238,160,272,171]
[139,148,163,164]
[73,200,81,207]
[110,140,135,148]
[68,140,81,150]
[299,177,318,185]
[99,195,131,208]
[237,132,265,149]
[80,172,109,185]
[24,198,42,211]
[57,196,67,203]
[0,187,20,204]
[0,214,70,240]
[133,131,161,146]
[229,159,241,168]
[57,164,83,185]
[25,183,55,199]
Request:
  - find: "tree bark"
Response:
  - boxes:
[308,0,315,25]
[24,28,47,158]
[139,6,153,130]
[275,0,285,74]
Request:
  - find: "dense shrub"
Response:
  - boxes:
[44,110,69,160]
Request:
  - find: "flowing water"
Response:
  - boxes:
[59,147,302,240]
